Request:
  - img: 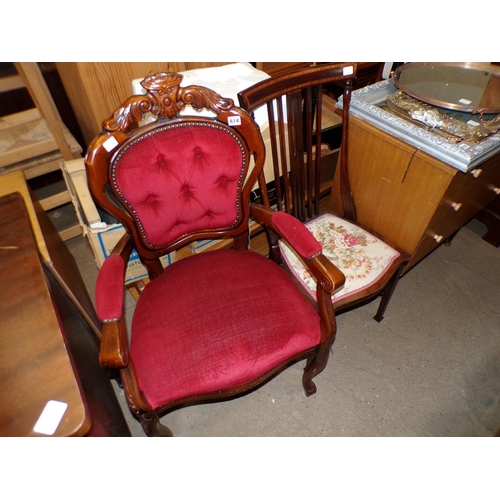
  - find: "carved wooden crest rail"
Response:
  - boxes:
[103,73,235,133]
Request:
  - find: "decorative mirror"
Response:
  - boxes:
[387,62,500,143]
[392,62,500,113]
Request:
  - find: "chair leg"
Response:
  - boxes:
[266,228,282,263]
[302,356,318,396]
[136,409,174,437]
[302,343,332,396]
[121,369,174,436]
[373,264,405,322]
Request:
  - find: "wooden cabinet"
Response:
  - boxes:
[330,116,500,272]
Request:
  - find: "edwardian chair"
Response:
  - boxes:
[238,62,410,322]
[84,72,346,436]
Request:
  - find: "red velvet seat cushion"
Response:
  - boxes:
[129,249,321,409]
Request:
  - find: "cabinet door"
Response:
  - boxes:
[331,118,454,255]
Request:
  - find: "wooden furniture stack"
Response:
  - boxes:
[0,62,82,241]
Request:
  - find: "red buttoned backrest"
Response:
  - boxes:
[111,122,247,248]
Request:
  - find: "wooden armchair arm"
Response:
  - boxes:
[250,203,346,293]
[95,233,134,370]
[306,253,346,295]
[100,318,129,370]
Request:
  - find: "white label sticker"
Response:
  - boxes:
[467,120,480,127]
[343,65,354,76]
[103,136,119,152]
[33,400,68,435]
[228,116,241,126]
[459,98,472,105]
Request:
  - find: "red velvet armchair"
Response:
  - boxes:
[85,72,345,436]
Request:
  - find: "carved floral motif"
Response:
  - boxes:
[103,73,235,133]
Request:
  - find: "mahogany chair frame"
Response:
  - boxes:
[85,72,346,436]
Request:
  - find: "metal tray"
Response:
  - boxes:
[338,79,500,172]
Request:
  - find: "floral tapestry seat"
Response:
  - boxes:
[279,212,402,308]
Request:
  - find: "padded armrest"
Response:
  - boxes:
[271,211,322,259]
[96,255,127,321]
[95,233,133,370]
[250,204,346,293]
[95,232,133,321]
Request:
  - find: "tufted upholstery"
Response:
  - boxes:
[111,122,246,248]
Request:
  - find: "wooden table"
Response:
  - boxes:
[0,171,131,436]
[0,192,90,436]
[0,170,101,338]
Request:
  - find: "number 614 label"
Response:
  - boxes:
[228,116,241,126]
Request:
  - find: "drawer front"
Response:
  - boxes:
[408,157,500,270]
[435,160,500,236]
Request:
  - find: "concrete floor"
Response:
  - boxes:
[67,218,500,437]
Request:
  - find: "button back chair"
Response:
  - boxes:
[84,72,346,436]
[238,62,410,322]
